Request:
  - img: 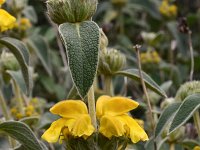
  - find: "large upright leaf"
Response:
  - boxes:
[155,102,181,138]
[169,94,200,134]
[59,21,100,98]
[26,35,52,76]
[0,121,44,150]
[0,37,32,94]
[116,69,167,97]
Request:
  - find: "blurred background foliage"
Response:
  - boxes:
[0,0,200,149]
[25,0,200,100]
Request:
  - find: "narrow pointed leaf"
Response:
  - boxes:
[116,69,167,97]
[0,121,44,150]
[26,36,52,76]
[0,37,32,94]
[59,21,99,98]
[169,94,200,134]
[155,102,181,138]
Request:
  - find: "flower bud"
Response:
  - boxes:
[175,81,200,101]
[46,0,97,24]
[161,97,175,110]
[0,51,20,71]
[98,48,126,75]
[10,0,28,12]
[162,126,185,142]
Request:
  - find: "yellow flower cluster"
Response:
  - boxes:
[14,18,31,30]
[0,0,16,32]
[42,96,148,144]
[159,0,177,18]
[140,51,161,64]
[11,104,38,120]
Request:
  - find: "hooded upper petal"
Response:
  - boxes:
[50,100,88,118]
[99,115,126,138]
[118,115,148,143]
[97,96,139,117]
[0,9,16,32]
[96,95,111,118]
[0,0,5,6]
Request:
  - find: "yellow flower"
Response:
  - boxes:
[16,113,23,119]
[96,96,148,143]
[140,51,161,64]
[0,9,16,32]
[159,0,177,18]
[0,0,5,6]
[194,146,200,150]
[14,18,31,30]
[42,100,95,143]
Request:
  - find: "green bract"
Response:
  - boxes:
[46,0,97,24]
[175,81,200,101]
[98,48,126,75]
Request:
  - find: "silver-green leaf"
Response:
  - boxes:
[116,69,167,97]
[0,37,32,95]
[59,21,100,98]
[155,102,181,138]
[169,93,200,134]
[0,121,44,150]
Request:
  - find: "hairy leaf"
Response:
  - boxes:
[59,21,99,98]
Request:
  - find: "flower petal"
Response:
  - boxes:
[119,115,148,143]
[96,95,111,118]
[41,118,66,143]
[0,0,5,6]
[101,96,139,116]
[99,115,125,139]
[0,9,16,32]
[71,114,95,137]
[50,100,88,118]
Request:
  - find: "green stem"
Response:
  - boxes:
[169,143,175,150]
[188,31,194,81]
[193,111,200,138]
[134,45,155,130]
[0,91,10,120]
[87,85,97,130]
[12,80,24,114]
[104,75,114,96]
[187,31,200,138]
[0,91,16,148]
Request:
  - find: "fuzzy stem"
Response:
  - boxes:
[169,143,175,150]
[87,85,97,130]
[193,111,200,138]
[0,91,16,148]
[188,31,194,81]
[104,75,114,96]
[0,91,10,120]
[12,80,24,114]
[188,31,200,138]
[134,45,155,130]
